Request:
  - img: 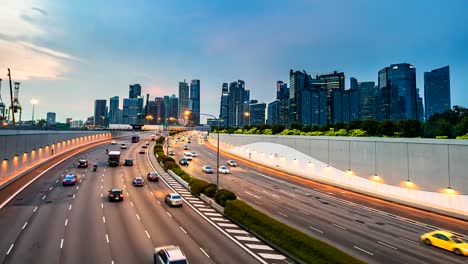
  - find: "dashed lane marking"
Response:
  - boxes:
[377,241,398,250]
[353,246,374,256]
[22,222,28,230]
[332,223,347,230]
[309,226,324,234]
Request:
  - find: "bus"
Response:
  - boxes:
[108,151,121,166]
[131,135,140,143]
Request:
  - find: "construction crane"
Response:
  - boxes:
[7,69,22,125]
[0,78,6,122]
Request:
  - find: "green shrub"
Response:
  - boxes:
[456,133,468,139]
[189,179,211,196]
[163,161,179,171]
[204,184,217,198]
[156,137,165,144]
[171,168,193,183]
[156,152,166,162]
[214,189,237,207]
[162,156,175,163]
[224,200,364,264]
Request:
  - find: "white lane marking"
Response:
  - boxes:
[22,222,28,230]
[200,248,210,258]
[6,244,14,255]
[204,212,222,216]
[354,246,374,256]
[218,223,238,228]
[327,192,334,195]
[126,192,130,196]
[101,186,103,190]
[60,238,64,249]
[258,253,286,260]
[55,179,59,183]
[235,236,260,242]
[199,208,215,212]
[136,214,140,221]
[49,186,53,191]
[101,193,103,198]
[262,190,279,198]
[245,191,261,199]
[42,195,46,200]
[101,179,104,182]
[79,179,82,183]
[179,226,187,234]
[101,203,104,209]
[332,223,347,230]
[210,217,229,222]
[130,202,134,207]
[254,201,263,205]
[167,212,172,218]
[72,194,76,199]
[278,212,288,217]
[111,261,114,264]
[145,230,151,238]
[123,184,126,188]
[157,201,161,205]
[226,229,249,234]
[299,210,310,215]
[246,244,273,250]
[69,204,72,211]
[279,189,296,197]
[309,226,324,234]
[399,236,419,245]
[33,206,38,213]
[102,216,106,223]
[106,234,110,243]
[377,241,398,250]
[76,186,79,190]
[65,219,68,227]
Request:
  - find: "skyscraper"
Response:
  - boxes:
[94,99,107,126]
[219,83,229,127]
[416,88,424,122]
[377,63,417,121]
[46,112,56,125]
[167,94,179,123]
[178,81,189,124]
[129,84,141,99]
[424,66,450,120]
[276,81,289,126]
[249,103,266,126]
[267,100,280,125]
[318,71,345,124]
[163,96,169,123]
[356,81,376,120]
[189,80,200,126]
[109,96,120,124]
[122,98,143,124]
[146,99,157,125]
[227,80,246,127]
[155,97,165,124]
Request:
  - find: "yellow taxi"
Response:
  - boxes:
[421,230,468,256]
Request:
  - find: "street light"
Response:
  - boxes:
[30,99,38,123]
[243,112,250,127]
[146,114,153,125]
[185,110,221,192]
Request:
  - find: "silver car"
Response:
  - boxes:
[226,160,237,167]
[165,193,183,207]
[202,165,214,174]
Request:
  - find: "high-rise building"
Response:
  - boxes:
[109,96,120,124]
[377,63,417,121]
[424,66,450,120]
[355,81,376,120]
[178,81,189,124]
[276,81,289,126]
[65,118,72,125]
[146,100,157,125]
[122,98,143,124]
[94,99,107,126]
[227,80,246,127]
[163,96,169,123]
[318,71,345,124]
[155,97,165,124]
[189,80,200,126]
[219,83,229,127]
[46,112,56,125]
[129,84,141,99]
[167,95,179,123]
[416,88,424,122]
[249,103,266,126]
[267,100,280,125]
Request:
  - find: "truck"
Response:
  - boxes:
[108,151,121,167]
[131,135,140,143]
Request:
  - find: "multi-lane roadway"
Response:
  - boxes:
[170,131,468,264]
[0,135,263,264]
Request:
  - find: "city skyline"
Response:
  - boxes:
[0,1,467,122]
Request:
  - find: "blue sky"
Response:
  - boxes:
[1,0,467,123]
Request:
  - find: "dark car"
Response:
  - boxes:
[124,158,133,166]
[62,174,78,186]
[77,159,88,168]
[147,172,159,182]
[179,158,189,166]
[132,177,145,186]
[108,189,124,202]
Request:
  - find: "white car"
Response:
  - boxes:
[145,141,150,146]
[191,151,197,157]
[227,160,237,167]
[218,165,230,174]
[111,140,117,145]
[154,245,187,264]
[184,153,193,161]
[120,143,127,149]
[202,165,214,174]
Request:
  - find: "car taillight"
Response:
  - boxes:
[110,194,114,197]
[119,194,123,197]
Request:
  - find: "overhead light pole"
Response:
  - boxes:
[30,99,38,123]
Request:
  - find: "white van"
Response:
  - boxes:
[183,152,193,160]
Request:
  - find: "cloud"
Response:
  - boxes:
[32,7,48,16]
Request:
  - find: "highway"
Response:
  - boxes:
[0,135,261,264]
[171,131,468,264]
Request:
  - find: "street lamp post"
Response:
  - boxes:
[244,112,250,127]
[30,99,38,124]
[185,110,221,191]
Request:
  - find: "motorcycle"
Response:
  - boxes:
[93,165,97,172]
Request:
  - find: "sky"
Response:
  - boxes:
[0,0,467,123]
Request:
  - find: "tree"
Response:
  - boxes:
[436,119,453,138]
[302,125,311,132]
[378,119,398,136]
[290,122,302,130]
[455,116,468,136]
[397,119,422,138]
[271,124,285,134]
[362,119,379,136]
[348,119,363,130]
